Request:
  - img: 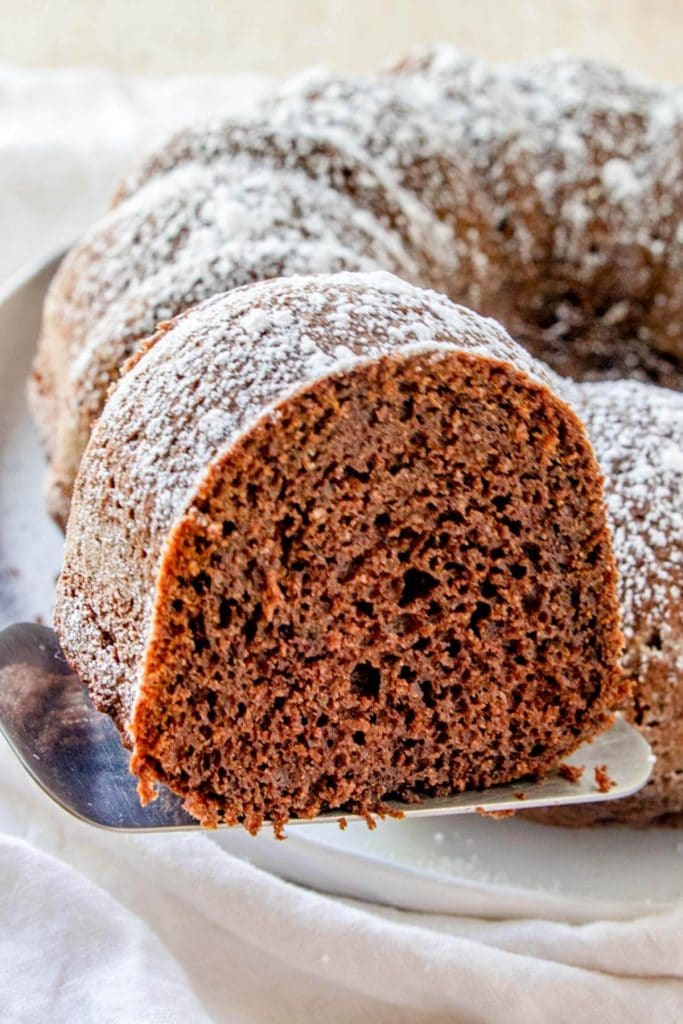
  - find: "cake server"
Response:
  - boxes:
[0,622,654,832]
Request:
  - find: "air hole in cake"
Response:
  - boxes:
[438,510,465,526]
[448,638,462,659]
[587,543,603,565]
[189,613,209,654]
[480,579,500,599]
[399,396,415,421]
[504,518,523,536]
[399,665,417,683]
[419,680,436,708]
[350,662,381,698]
[339,553,364,583]
[191,572,211,595]
[394,612,421,636]
[522,592,542,615]
[647,630,662,651]
[469,601,491,636]
[344,465,371,483]
[399,568,440,606]
[243,604,262,643]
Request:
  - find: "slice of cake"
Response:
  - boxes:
[55,273,625,834]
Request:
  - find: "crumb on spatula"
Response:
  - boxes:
[594,764,616,793]
[475,807,517,819]
[559,763,585,783]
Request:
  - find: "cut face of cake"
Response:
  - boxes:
[55,274,625,834]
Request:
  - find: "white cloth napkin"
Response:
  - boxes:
[1,65,682,1024]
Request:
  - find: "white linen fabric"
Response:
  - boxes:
[0,65,681,1024]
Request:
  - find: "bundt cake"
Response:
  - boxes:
[30,48,683,529]
[54,274,625,833]
[30,46,683,827]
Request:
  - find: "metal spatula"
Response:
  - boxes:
[0,622,654,832]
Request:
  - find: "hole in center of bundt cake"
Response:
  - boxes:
[131,349,621,832]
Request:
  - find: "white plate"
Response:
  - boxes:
[1,256,682,924]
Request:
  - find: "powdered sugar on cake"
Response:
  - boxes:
[34,45,683,824]
[56,273,564,725]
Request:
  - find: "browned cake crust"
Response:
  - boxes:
[55,274,624,833]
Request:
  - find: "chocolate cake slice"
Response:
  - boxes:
[55,273,624,834]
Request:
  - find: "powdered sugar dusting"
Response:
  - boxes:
[601,158,643,202]
[33,47,683,527]
[116,272,553,535]
[56,273,555,724]
[573,380,683,652]
[661,443,683,474]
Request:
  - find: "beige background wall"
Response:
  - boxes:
[0,0,681,83]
